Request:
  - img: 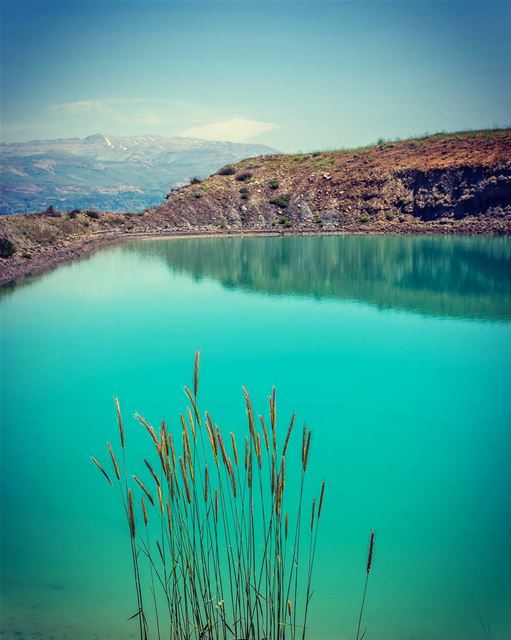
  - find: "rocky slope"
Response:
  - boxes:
[0,129,510,286]
[148,129,511,232]
[0,134,277,213]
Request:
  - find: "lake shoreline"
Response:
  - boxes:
[1,218,510,288]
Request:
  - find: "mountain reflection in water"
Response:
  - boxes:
[123,235,511,321]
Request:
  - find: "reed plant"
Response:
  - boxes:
[92,352,326,640]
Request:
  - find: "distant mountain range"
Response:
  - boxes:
[0,133,277,214]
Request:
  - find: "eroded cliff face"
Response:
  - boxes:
[396,166,511,220]
[148,130,511,232]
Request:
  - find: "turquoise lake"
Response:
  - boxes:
[1,234,510,639]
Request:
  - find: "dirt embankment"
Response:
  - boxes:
[1,129,510,286]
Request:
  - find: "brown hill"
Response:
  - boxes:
[149,128,511,231]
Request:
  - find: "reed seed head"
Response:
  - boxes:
[135,413,159,447]
[282,413,295,458]
[367,531,375,574]
[259,415,270,452]
[194,350,200,398]
[230,432,239,466]
[179,457,192,504]
[91,456,112,486]
[144,459,160,488]
[184,385,201,425]
[114,397,124,449]
[133,475,155,507]
[318,480,326,519]
[141,497,148,527]
[128,489,136,538]
[107,442,121,481]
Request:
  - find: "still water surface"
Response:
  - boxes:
[1,235,510,639]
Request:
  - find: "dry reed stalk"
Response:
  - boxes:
[367,531,375,575]
[204,465,209,502]
[93,355,328,640]
[186,406,196,442]
[141,497,149,527]
[255,433,262,469]
[217,428,229,467]
[165,501,172,534]
[135,413,159,446]
[157,485,164,515]
[270,387,277,451]
[244,436,249,469]
[259,415,270,452]
[91,456,112,485]
[115,397,124,448]
[128,489,136,538]
[303,431,312,471]
[318,481,326,520]
[107,443,121,481]
[167,434,177,470]
[184,386,201,425]
[282,413,296,457]
[179,457,192,504]
[356,531,376,640]
[194,351,200,397]
[230,432,239,466]
[134,475,155,507]
[144,459,160,488]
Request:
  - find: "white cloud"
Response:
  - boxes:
[2,99,278,143]
[50,100,113,114]
[178,118,277,142]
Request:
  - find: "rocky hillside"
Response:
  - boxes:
[148,129,511,232]
[0,129,510,286]
[0,134,277,213]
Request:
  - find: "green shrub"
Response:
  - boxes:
[86,210,100,219]
[360,215,370,223]
[240,188,250,200]
[269,194,291,209]
[217,165,236,176]
[68,209,81,219]
[277,215,293,227]
[385,211,395,221]
[269,178,280,190]
[44,205,59,217]
[22,251,32,259]
[193,192,203,199]
[236,172,253,182]
[0,237,15,258]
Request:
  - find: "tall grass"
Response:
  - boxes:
[92,353,326,639]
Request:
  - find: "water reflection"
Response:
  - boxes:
[124,235,511,321]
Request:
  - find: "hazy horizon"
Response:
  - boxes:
[1,1,510,152]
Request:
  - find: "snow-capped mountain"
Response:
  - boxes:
[0,134,277,213]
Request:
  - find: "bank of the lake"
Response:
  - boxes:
[1,129,510,287]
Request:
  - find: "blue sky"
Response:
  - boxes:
[1,0,510,151]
